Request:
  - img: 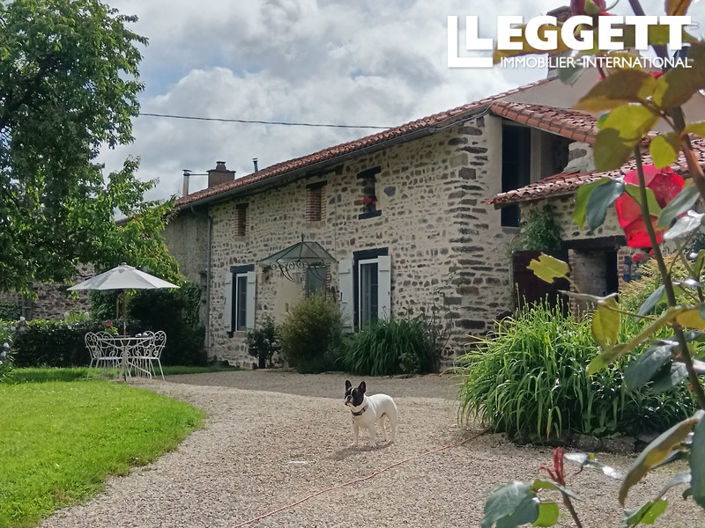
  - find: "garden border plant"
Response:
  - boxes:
[480,1,705,526]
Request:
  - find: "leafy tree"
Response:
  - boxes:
[0,0,179,293]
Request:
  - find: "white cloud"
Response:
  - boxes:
[100,0,705,200]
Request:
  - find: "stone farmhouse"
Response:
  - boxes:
[5,69,703,366]
[165,69,705,367]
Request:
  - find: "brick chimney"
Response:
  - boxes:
[208,161,235,188]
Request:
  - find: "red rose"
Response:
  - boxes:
[632,253,644,262]
[570,0,607,15]
[615,165,684,248]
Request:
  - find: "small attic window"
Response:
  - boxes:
[306,181,326,222]
[357,166,381,219]
[236,203,248,236]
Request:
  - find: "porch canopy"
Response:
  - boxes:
[259,238,336,282]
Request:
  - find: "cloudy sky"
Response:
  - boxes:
[101,0,705,200]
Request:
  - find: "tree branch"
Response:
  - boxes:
[633,145,705,409]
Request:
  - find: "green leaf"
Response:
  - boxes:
[592,297,621,347]
[527,254,570,284]
[619,412,703,505]
[651,362,688,393]
[620,499,668,527]
[690,416,705,508]
[573,177,611,229]
[624,184,662,216]
[684,121,705,137]
[664,211,704,241]
[594,105,659,171]
[624,343,673,389]
[588,307,680,375]
[574,70,657,112]
[586,178,625,230]
[657,184,700,228]
[667,0,693,16]
[638,285,666,316]
[531,479,579,499]
[533,503,559,527]
[482,481,539,528]
[655,43,705,110]
[649,133,680,168]
[593,128,636,172]
[676,307,705,329]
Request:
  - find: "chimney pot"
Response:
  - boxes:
[182,169,191,197]
[253,157,259,172]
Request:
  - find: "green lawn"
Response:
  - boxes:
[0,381,205,528]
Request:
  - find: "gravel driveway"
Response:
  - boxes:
[41,370,704,528]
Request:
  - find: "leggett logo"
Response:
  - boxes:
[448,15,692,69]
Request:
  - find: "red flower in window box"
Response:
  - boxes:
[362,196,377,205]
[615,165,684,249]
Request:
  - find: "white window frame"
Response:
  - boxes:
[357,258,378,329]
[234,272,248,332]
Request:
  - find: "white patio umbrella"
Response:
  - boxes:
[68,263,179,336]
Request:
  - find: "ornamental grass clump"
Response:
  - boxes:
[342,317,437,376]
[458,302,695,441]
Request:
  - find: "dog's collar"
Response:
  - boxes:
[351,406,367,416]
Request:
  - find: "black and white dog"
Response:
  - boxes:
[344,380,398,447]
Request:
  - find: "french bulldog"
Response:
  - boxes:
[344,380,398,447]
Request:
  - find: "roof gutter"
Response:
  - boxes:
[175,106,491,211]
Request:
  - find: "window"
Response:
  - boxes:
[236,204,248,236]
[306,182,325,222]
[501,125,531,227]
[358,259,379,328]
[235,273,248,331]
[357,167,381,219]
[224,265,255,334]
[305,265,326,296]
[338,249,391,332]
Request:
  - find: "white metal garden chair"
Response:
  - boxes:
[131,331,166,380]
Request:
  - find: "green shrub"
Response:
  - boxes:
[0,320,14,383]
[247,317,280,368]
[458,302,695,441]
[12,319,105,367]
[514,205,563,252]
[0,301,21,321]
[342,317,437,376]
[92,282,206,366]
[278,295,342,373]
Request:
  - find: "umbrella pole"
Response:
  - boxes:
[121,290,128,382]
[122,290,127,337]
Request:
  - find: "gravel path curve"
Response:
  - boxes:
[40,370,704,528]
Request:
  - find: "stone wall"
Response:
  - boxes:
[163,210,210,324]
[0,264,93,321]
[521,194,623,242]
[205,115,517,366]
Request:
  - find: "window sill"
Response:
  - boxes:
[501,226,520,234]
[227,331,247,338]
[358,210,382,220]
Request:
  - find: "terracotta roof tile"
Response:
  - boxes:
[488,101,599,144]
[488,137,705,207]
[175,78,554,209]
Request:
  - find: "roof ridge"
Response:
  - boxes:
[175,77,555,208]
